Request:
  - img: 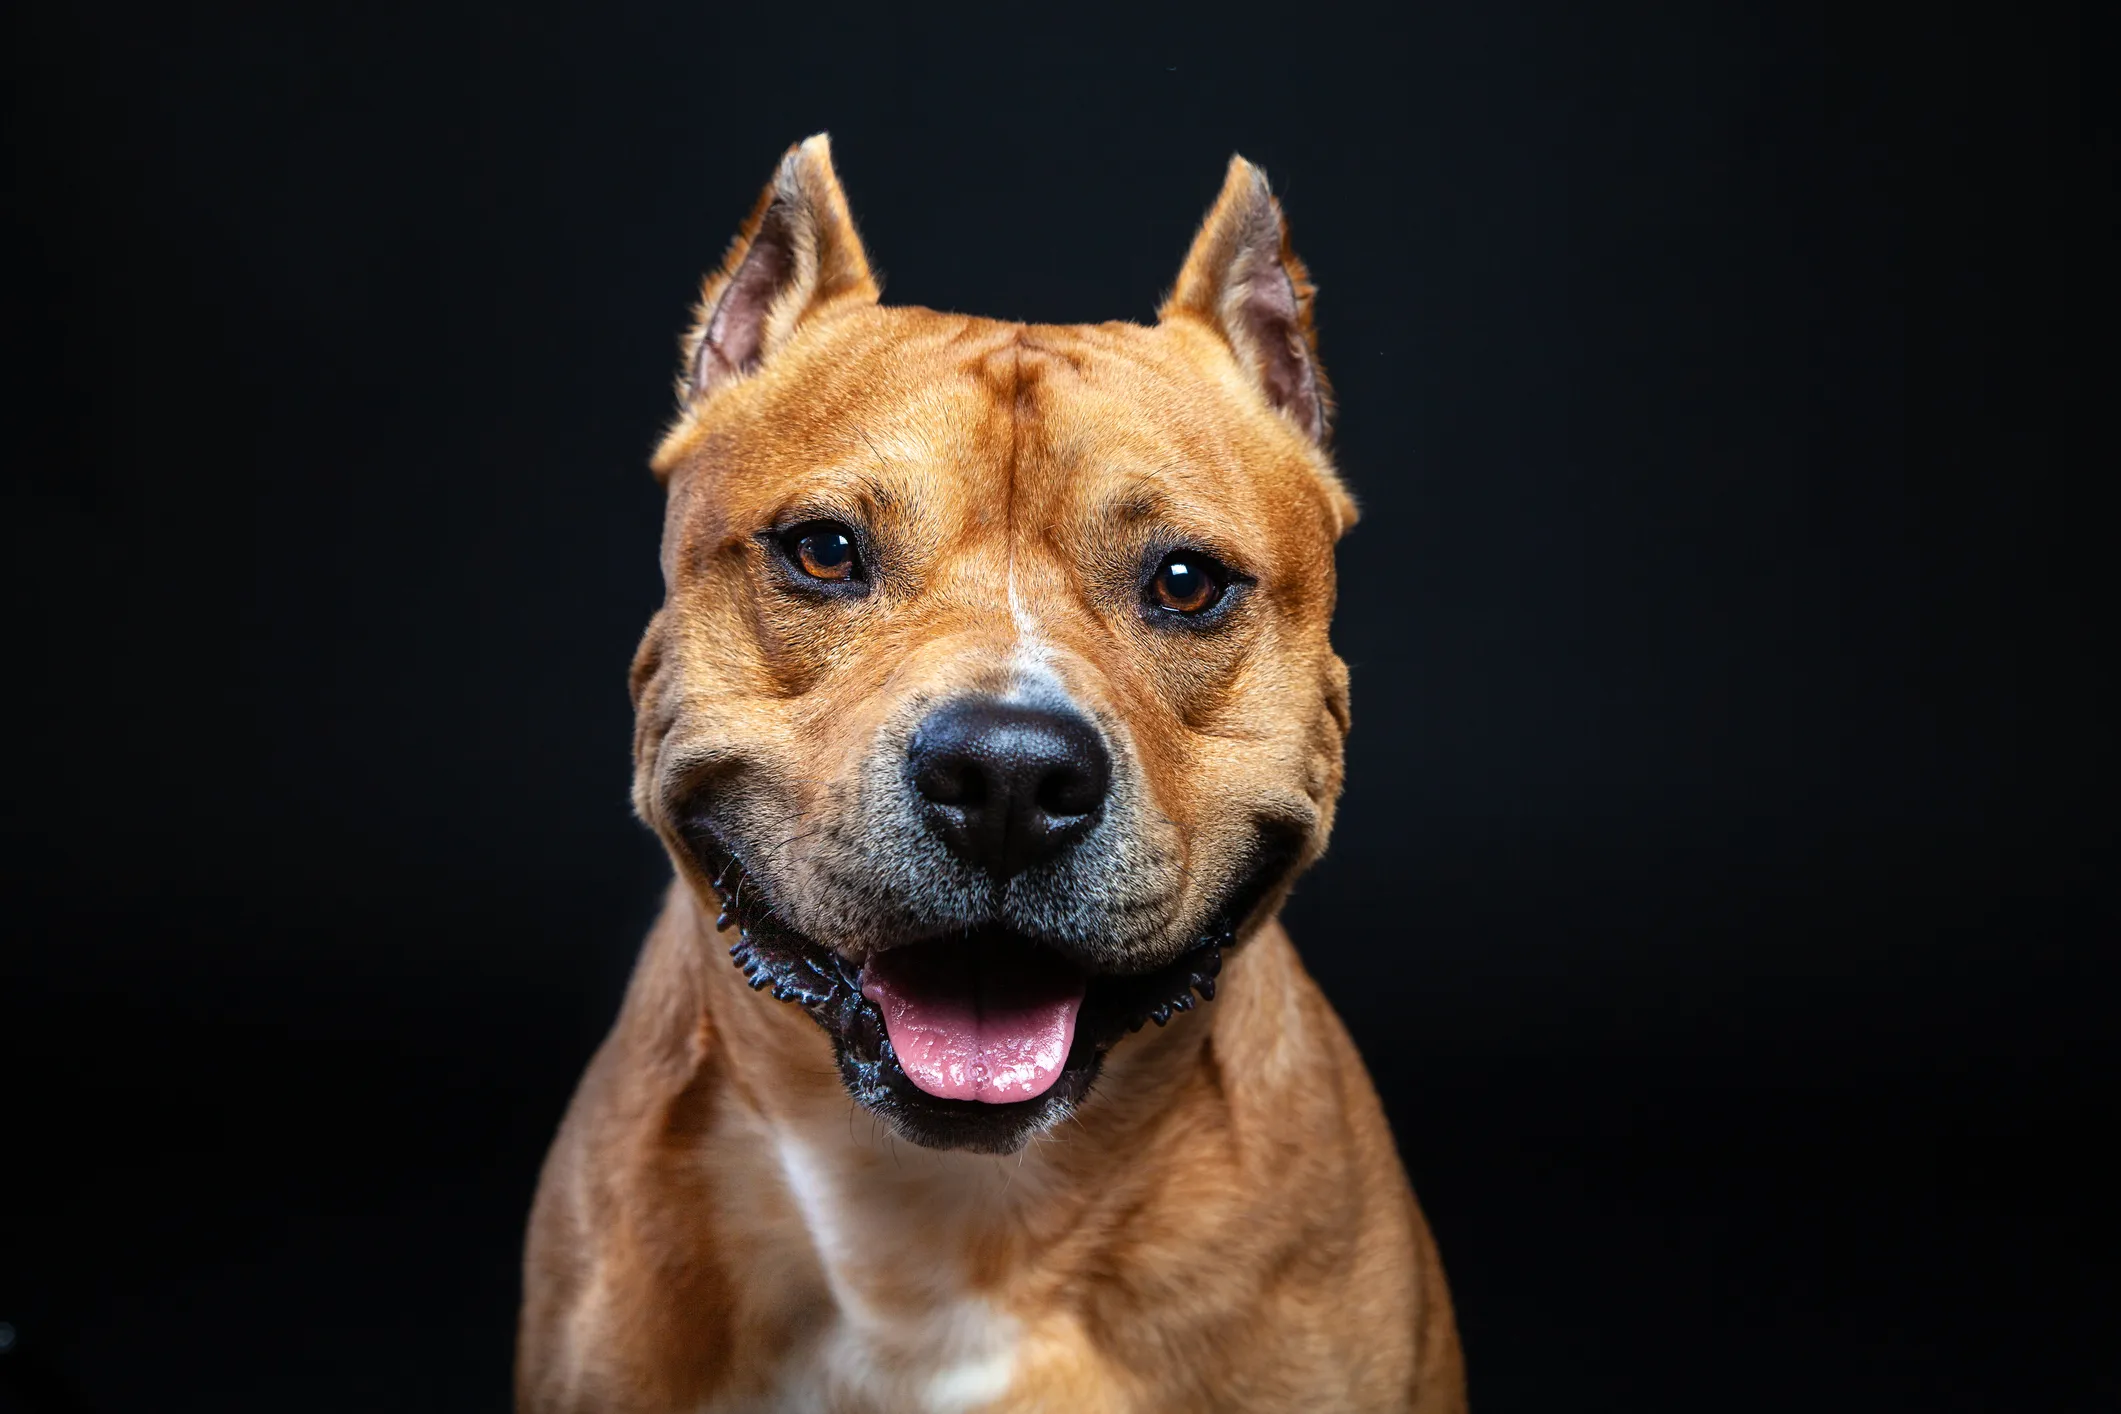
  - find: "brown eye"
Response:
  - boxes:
[782,522,861,583]
[1149,551,1224,615]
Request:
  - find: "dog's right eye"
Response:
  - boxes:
[779,521,864,584]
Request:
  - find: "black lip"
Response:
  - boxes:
[681,816,1302,1154]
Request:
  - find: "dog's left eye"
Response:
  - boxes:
[781,522,863,583]
[1147,550,1229,616]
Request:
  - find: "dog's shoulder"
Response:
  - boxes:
[516,892,759,1412]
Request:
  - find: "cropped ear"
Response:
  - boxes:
[682,134,879,399]
[1160,156,1332,443]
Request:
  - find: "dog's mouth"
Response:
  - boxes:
[688,832,1237,1154]
[858,936,1089,1105]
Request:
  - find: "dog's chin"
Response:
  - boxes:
[682,837,1233,1156]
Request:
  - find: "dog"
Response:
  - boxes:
[517,135,1464,1413]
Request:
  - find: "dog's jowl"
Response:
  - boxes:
[518,135,1465,1414]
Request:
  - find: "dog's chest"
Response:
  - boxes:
[715,1129,1035,1414]
[729,1300,1022,1414]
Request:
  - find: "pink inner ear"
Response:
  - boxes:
[1221,213,1315,445]
[692,204,796,395]
[1239,256,1324,443]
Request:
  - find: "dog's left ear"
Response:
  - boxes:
[682,133,879,400]
[1161,156,1333,445]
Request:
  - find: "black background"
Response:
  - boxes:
[4,3,2112,1410]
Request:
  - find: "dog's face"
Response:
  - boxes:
[634,137,1356,1153]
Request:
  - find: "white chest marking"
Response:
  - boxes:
[764,1130,1022,1414]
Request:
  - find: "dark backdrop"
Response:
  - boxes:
[4,3,2111,1410]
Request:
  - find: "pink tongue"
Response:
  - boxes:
[860,942,1085,1104]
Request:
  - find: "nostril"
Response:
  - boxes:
[914,758,983,808]
[1036,763,1104,820]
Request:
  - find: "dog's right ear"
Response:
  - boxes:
[681,134,878,400]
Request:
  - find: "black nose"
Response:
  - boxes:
[907,698,1112,880]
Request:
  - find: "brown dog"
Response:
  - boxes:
[517,135,1464,1413]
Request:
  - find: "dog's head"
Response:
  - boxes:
[634,136,1356,1153]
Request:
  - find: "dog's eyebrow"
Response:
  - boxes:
[774,471,896,522]
[1102,482,1233,542]
[855,475,895,513]
[853,428,898,504]
[1103,486,1167,525]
